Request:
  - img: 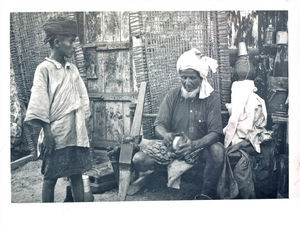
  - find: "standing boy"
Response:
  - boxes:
[25,17,91,202]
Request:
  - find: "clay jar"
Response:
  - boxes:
[234,42,255,80]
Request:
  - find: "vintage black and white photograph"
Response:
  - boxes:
[9,10,290,203]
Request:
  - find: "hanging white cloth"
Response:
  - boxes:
[223,80,268,153]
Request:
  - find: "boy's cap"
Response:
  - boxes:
[43,17,78,38]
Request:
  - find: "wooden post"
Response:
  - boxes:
[11,125,38,170]
[11,154,37,170]
[118,81,147,201]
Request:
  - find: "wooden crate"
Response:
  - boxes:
[85,162,117,194]
[267,76,288,115]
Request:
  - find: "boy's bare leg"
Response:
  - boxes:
[42,178,58,202]
[70,174,84,202]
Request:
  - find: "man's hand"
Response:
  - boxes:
[175,139,193,156]
[176,139,204,164]
[42,130,55,156]
[163,132,174,147]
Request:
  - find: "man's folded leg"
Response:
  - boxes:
[196,142,224,199]
[127,151,156,195]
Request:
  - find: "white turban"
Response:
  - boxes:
[176,48,218,99]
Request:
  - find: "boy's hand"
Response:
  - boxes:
[43,130,55,156]
[85,115,92,128]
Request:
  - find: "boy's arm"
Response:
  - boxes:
[24,64,50,124]
[30,119,55,155]
[25,64,54,155]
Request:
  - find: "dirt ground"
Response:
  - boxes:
[11,158,201,203]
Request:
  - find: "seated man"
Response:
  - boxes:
[132,48,225,199]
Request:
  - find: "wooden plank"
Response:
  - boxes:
[96,51,105,92]
[87,50,104,93]
[96,42,130,51]
[142,113,158,118]
[102,51,123,94]
[84,12,103,43]
[132,36,143,93]
[88,51,131,95]
[102,11,121,42]
[11,154,36,170]
[105,102,124,142]
[89,92,135,102]
[90,180,117,194]
[121,11,130,41]
[85,161,114,178]
[86,161,118,194]
[129,44,135,94]
[118,82,147,201]
[118,164,131,200]
[121,50,131,93]
[82,12,87,44]
[123,102,131,136]
[87,80,99,94]
[82,41,130,50]
[85,48,99,81]
[85,11,134,153]
[90,100,95,134]
[93,102,107,143]
[130,82,147,136]
[119,143,134,165]
[93,139,118,149]
[118,13,131,99]
[140,111,229,119]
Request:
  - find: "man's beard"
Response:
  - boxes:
[181,86,200,99]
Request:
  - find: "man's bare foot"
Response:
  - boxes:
[127,170,154,195]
